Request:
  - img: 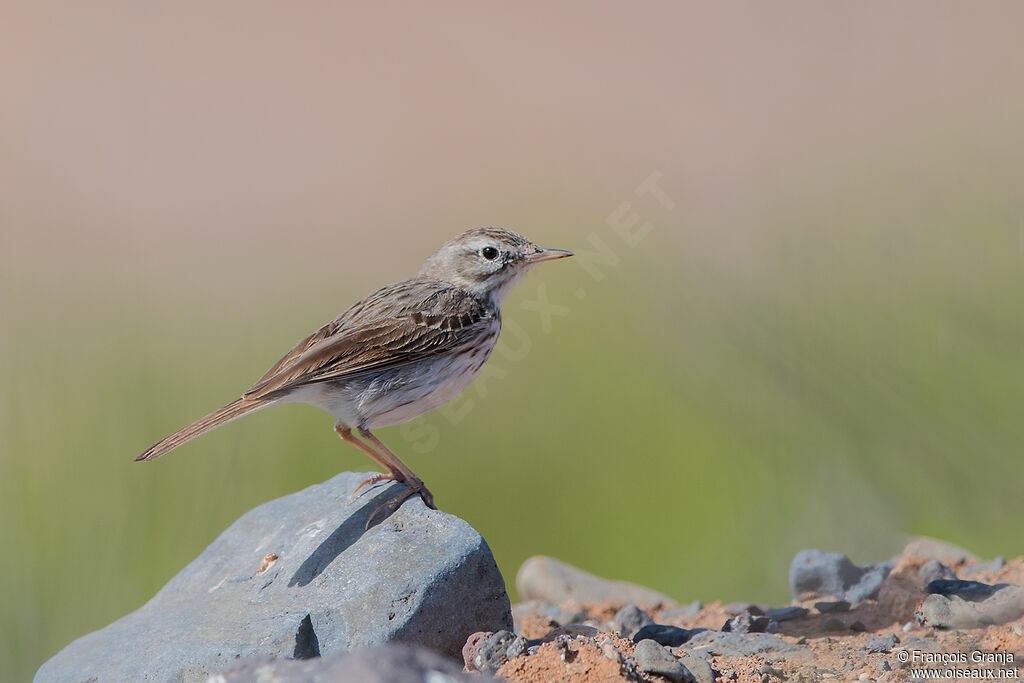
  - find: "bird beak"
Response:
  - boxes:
[526,248,574,264]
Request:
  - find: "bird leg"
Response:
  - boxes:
[334,425,435,511]
[358,427,436,510]
[335,426,405,501]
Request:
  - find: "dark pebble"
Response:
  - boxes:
[814,600,851,613]
[850,621,867,632]
[633,624,693,647]
[722,611,771,634]
[765,606,809,622]
[925,579,1008,602]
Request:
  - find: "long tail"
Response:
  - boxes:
[134,397,273,462]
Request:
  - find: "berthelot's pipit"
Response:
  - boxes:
[136,227,572,513]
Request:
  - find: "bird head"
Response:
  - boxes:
[418,227,573,306]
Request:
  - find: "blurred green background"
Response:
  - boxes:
[4,2,1024,679]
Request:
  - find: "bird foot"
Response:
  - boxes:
[348,472,403,505]
[364,478,437,528]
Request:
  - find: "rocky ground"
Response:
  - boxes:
[465,540,1024,683]
[34,475,1024,682]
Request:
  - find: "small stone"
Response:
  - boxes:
[961,557,1006,576]
[918,585,1024,628]
[849,621,867,632]
[917,560,956,587]
[822,617,847,632]
[545,624,598,640]
[516,556,675,605]
[214,645,475,682]
[612,604,655,638]
[795,636,807,644]
[902,537,979,565]
[902,622,914,633]
[634,639,693,683]
[505,635,528,660]
[462,631,491,671]
[724,602,762,616]
[765,606,809,622]
[789,549,893,604]
[681,656,716,683]
[555,607,588,626]
[814,600,851,613]
[878,660,892,672]
[634,624,693,647]
[926,579,1007,602]
[599,636,621,662]
[722,611,771,634]
[684,631,811,659]
[759,663,785,679]
[865,634,898,653]
[661,601,703,619]
[473,630,516,675]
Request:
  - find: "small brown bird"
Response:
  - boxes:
[136,227,572,513]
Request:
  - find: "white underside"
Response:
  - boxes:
[281,335,497,429]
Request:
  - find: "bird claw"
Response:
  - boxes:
[347,472,401,506]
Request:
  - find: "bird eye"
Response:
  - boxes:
[481,246,499,260]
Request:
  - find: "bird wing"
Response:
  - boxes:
[244,279,496,399]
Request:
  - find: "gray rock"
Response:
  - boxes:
[612,604,655,638]
[36,473,512,683]
[680,656,716,683]
[919,585,1024,629]
[903,537,978,565]
[516,556,674,605]
[962,557,1005,576]
[814,600,850,613]
[633,624,694,646]
[683,631,812,659]
[214,644,479,682]
[555,607,588,626]
[505,635,527,660]
[926,579,1008,602]
[660,601,703,619]
[917,560,957,586]
[764,606,809,622]
[723,601,761,616]
[865,634,899,653]
[473,630,516,675]
[634,639,693,683]
[721,611,770,634]
[849,620,867,632]
[789,549,893,604]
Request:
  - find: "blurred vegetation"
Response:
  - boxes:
[4,145,1024,681]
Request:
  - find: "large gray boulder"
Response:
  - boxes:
[36,472,512,683]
